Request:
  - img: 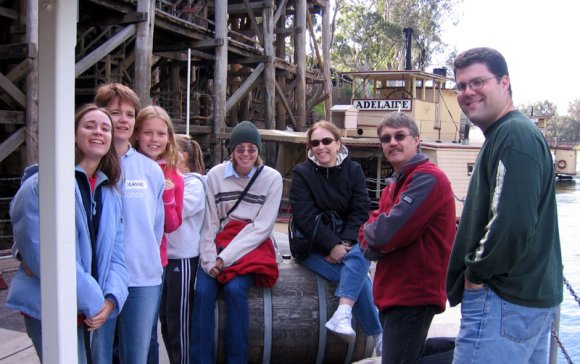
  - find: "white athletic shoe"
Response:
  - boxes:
[325,310,356,343]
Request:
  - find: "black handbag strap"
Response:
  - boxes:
[225,165,264,219]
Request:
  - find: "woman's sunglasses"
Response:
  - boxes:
[309,137,334,147]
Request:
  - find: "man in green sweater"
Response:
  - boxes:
[446,47,563,363]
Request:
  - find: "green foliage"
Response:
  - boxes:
[517,100,558,119]
[312,102,326,116]
[519,100,580,146]
[331,0,460,71]
[332,4,400,71]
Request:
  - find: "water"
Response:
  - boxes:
[556,174,580,363]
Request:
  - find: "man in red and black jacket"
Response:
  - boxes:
[359,112,456,364]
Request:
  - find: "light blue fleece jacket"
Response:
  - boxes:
[118,147,166,286]
[7,165,129,320]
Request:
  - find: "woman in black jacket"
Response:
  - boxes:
[289,121,382,354]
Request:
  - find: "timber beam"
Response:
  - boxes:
[75,24,137,77]
[153,47,215,61]
[0,42,37,62]
[230,55,271,65]
[222,1,271,14]
[85,0,133,14]
[0,72,25,108]
[0,127,25,163]
[226,63,265,113]
[152,38,221,52]
[81,11,147,27]
[275,27,299,35]
[275,80,297,127]
[0,110,25,125]
[0,6,18,20]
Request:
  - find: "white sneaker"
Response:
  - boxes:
[374,333,382,356]
[325,310,356,343]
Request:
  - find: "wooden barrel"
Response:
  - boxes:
[214,257,375,363]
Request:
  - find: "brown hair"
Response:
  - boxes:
[131,105,180,171]
[306,120,342,151]
[454,47,512,97]
[94,83,141,112]
[74,103,121,185]
[176,135,206,174]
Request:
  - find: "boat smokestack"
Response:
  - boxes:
[403,28,413,70]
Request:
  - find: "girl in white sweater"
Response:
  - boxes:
[160,136,206,364]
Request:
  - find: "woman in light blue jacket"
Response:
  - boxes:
[6,104,129,363]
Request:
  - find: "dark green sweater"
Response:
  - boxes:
[446,111,563,308]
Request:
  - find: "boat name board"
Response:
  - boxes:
[353,99,412,111]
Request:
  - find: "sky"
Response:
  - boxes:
[437,0,580,115]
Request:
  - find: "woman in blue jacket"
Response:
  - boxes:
[6,104,129,363]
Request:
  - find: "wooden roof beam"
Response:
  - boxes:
[0,127,25,163]
[242,0,264,46]
[221,1,271,14]
[75,24,136,77]
[274,0,288,24]
[0,6,18,20]
[226,63,264,113]
[0,42,37,62]
[0,110,25,125]
[0,72,25,108]
[306,11,323,70]
[275,80,297,127]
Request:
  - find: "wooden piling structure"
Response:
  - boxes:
[0,0,333,185]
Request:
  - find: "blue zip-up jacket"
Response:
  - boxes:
[6,165,129,320]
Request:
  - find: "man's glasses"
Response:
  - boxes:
[455,76,497,95]
[234,146,258,154]
[309,137,334,147]
[380,133,410,144]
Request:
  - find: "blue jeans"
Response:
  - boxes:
[147,268,165,364]
[116,285,162,364]
[91,316,117,363]
[299,243,382,336]
[380,305,438,364]
[24,315,88,364]
[190,266,254,364]
[453,287,557,364]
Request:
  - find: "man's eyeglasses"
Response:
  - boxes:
[455,76,497,95]
[310,137,334,147]
[234,146,258,154]
[380,133,410,144]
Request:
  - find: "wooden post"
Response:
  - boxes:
[134,0,155,107]
[213,0,227,165]
[171,61,181,120]
[24,0,39,165]
[321,1,332,119]
[275,4,287,130]
[294,0,306,131]
[229,64,240,126]
[263,1,275,130]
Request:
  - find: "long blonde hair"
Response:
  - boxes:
[131,105,180,171]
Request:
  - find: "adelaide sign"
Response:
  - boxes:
[353,99,412,111]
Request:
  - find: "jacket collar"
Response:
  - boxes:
[394,153,429,180]
[307,144,349,168]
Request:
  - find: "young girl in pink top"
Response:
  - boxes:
[131,105,184,362]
